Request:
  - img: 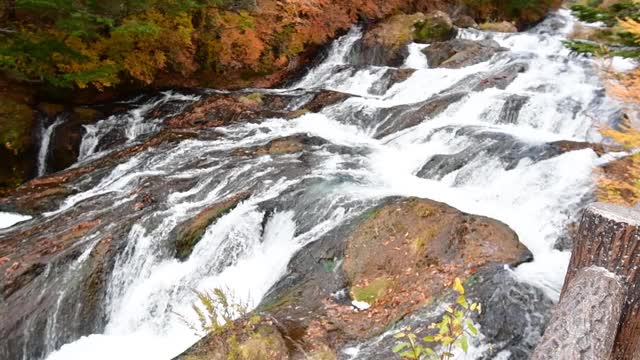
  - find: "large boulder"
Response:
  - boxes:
[422,39,507,68]
[177,197,533,358]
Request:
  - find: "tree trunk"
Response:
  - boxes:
[534,203,640,359]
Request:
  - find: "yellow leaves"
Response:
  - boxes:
[619,18,640,45]
[453,277,465,295]
[123,51,167,84]
[601,118,640,150]
[393,277,482,359]
[597,153,640,206]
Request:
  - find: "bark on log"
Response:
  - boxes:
[531,266,625,360]
[534,203,640,360]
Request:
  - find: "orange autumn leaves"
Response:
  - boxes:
[599,18,640,206]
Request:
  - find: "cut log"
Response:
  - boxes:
[533,203,640,360]
[531,266,625,360]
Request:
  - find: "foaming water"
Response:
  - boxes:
[42,9,629,360]
[0,212,31,229]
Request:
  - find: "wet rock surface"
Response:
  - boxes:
[171,192,251,260]
[422,39,507,68]
[178,197,532,359]
[417,127,607,181]
[0,87,358,359]
[373,93,466,138]
[348,265,553,360]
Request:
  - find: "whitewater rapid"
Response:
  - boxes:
[34,8,630,360]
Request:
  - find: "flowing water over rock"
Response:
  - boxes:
[0,9,627,360]
[37,116,65,177]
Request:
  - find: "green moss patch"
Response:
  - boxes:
[351,277,390,304]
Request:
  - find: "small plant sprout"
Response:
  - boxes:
[176,287,251,336]
[392,278,482,359]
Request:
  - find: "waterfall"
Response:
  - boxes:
[77,91,201,163]
[37,116,65,177]
[0,8,629,360]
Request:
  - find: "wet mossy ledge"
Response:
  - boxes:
[172,192,251,261]
[175,197,537,360]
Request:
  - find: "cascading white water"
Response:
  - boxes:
[0,212,31,229]
[37,116,65,177]
[43,9,631,360]
[77,91,201,163]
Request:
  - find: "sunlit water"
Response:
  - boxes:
[15,9,628,360]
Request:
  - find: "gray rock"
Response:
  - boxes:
[422,39,507,68]
[416,127,580,180]
[373,93,466,138]
[498,95,529,124]
[473,62,528,91]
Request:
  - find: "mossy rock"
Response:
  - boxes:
[351,13,428,66]
[0,98,35,155]
[173,192,251,260]
[413,11,457,44]
[175,318,288,360]
[0,97,36,190]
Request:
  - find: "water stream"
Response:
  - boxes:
[1,9,631,360]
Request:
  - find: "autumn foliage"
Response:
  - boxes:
[0,0,413,92]
[598,17,640,206]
